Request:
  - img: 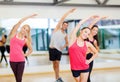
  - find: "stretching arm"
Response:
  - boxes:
[53,8,76,33]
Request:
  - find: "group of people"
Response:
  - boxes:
[49,8,106,82]
[0,8,107,82]
[0,35,29,65]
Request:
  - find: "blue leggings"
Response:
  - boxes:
[10,61,25,82]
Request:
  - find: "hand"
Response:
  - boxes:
[30,14,38,17]
[60,46,64,51]
[86,60,90,64]
[69,8,76,13]
[24,53,27,56]
[101,16,108,19]
[91,15,99,19]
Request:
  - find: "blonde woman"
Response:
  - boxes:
[9,14,37,82]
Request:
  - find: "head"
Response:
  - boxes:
[79,27,90,40]
[91,25,99,46]
[20,24,31,37]
[91,25,99,36]
[61,21,68,31]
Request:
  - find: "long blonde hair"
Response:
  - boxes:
[24,24,32,43]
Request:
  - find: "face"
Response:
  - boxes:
[62,22,68,30]
[80,28,90,39]
[91,27,98,36]
[21,25,30,36]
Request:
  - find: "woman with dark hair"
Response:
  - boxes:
[68,16,98,82]
[0,34,8,65]
[86,16,107,82]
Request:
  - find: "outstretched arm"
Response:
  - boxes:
[69,16,93,47]
[53,8,76,33]
[89,16,107,29]
[9,14,37,38]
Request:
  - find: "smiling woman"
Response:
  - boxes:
[8,14,37,82]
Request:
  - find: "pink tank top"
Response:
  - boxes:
[69,40,89,70]
[10,35,25,62]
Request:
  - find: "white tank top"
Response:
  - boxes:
[49,30,66,51]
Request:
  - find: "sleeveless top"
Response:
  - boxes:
[86,38,95,46]
[68,40,89,70]
[49,30,66,51]
[10,34,25,62]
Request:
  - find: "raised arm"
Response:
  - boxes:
[69,16,93,47]
[53,8,76,33]
[9,14,37,38]
[89,16,107,29]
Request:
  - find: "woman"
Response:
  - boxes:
[9,14,36,82]
[0,34,8,65]
[86,25,99,82]
[68,16,98,82]
[86,16,107,82]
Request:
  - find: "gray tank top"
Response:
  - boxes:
[49,30,66,51]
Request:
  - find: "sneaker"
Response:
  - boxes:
[57,77,64,82]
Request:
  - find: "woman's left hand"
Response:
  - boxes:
[86,60,90,64]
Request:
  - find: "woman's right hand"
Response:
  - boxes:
[69,8,76,13]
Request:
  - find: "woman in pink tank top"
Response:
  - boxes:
[9,14,37,82]
[68,16,98,82]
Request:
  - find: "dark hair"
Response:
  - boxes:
[91,25,98,29]
[77,27,90,37]
[81,27,90,30]
[4,35,7,39]
[91,25,99,46]
[63,21,68,24]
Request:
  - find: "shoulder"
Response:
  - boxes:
[93,39,97,44]
[85,41,92,47]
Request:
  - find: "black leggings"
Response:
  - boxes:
[6,45,10,53]
[86,53,94,82]
[10,61,25,82]
[0,46,8,64]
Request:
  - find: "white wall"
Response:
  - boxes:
[0,5,120,19]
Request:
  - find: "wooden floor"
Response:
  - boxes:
[0,53,120,82]
[0,69,120,82]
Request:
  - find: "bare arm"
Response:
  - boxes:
[94,40,100,52]
[69,16,93,47]
[86,42,98,64]
[9,14,37,38]
[24,39,33,56]
[89,16,107,29]
[53,8,76,33]
[1,35,6,44]
[61,35,68,50]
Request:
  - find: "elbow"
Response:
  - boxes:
[95,52,98,58]
[30,49,33,54]
[29,48,33,55]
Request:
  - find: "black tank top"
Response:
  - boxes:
[86,38,95,46]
